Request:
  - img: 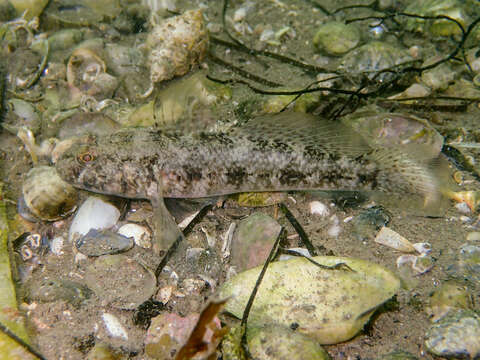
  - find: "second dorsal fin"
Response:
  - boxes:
[233,111,372,158]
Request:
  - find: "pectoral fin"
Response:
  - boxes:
[150,184,185,255]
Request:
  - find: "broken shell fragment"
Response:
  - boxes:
[117,223,151,249]
[447,190,480,212]
[22,166,78,221]
[426,281,473,322]
[413,242,432,255]
[218,256,400,344]
[397,254,435,275]
[375,226,416,253]
[67,48,106,88]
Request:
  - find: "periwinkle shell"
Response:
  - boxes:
[22,166,78,221]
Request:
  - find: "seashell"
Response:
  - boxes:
[309,201,329,216]
[412,254,435,274]
[219,256,400,345]
[404,0,468,37]
[22,166,78,221]
[75,228,134,257]
[117,223,152,249]
[67,48,106,87]
[313,21,360,56]
[413,242,432,255]
[102,313,128,340]
[246,324,331,360]
[375,226,416,253]
[426,281,473,322]
[66,47,115,100]
[85,255,156,309]
[338,41,412,82]
[146,10,208,84]
[69,196,120,242]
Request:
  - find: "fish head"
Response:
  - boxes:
[55,134,152,199]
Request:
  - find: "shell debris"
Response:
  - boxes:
[375,226,416,253]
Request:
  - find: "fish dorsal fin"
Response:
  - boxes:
[233,112,372,157]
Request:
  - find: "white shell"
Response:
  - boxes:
[69,197,120,242]
[22,166,78,221]
[102,313,128,340]
[375,226,416,253]
[309,201,329,217]
[117,223,151,249]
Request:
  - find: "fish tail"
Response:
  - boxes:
[370,145,456,214]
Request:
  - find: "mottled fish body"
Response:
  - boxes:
[56,112,444,206]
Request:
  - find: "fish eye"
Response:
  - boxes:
[77,151,96,164]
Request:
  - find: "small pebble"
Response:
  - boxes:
[425,309,480,359]
[426,282,473,322]
[459,215,471,223]
[327,224,341,237]
[455,202,471,214]
[85,255,156,309]
[376,349,418,360]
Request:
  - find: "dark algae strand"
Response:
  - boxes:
[55,112,446,206]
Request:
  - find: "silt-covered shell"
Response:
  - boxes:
[247,324,331,360]
[218,256,400,345]
[22,166,78,221]
[338,41,412,81]
[313,21,360,56]
[342,108,444,154]
[404,0,469,36]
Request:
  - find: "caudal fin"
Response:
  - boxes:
[369,145,457,216]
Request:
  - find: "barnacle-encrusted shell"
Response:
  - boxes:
[22,166,78,221]
[146,10,208,84]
